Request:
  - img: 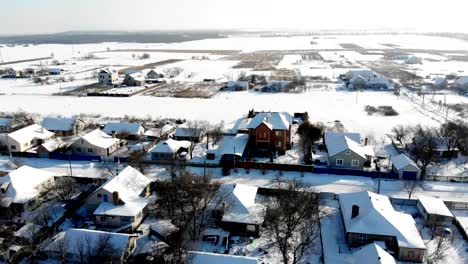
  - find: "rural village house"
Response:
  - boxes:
[324,132,374,170]
[149,138,191,160]
[7,124,54,152]
[98,68,119,86]
[42,117,85,137]
[103,122,145,140]
[70,129,120,156]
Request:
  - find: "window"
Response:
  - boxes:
[351,160,360,167]
[275,131,281,136]
[336,159,344,166]
[345,150,351,155]
[97,194,102,198]
[408,251,414,257]
[276,141,282,147]
[246,225,256,232]
[10,145,16,150]
[87,148,93,153]
[121,217,132,223]
[76,148,81,153]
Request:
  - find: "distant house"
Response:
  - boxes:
[7,124,54,152]
[225,81,250,91]
[174,127,204,143]
[425,77,448,90]
[144,124,175,140]
[123,72,145,87]
[346,69,376,80]
[42,117,85,137]
[417,196,454,227]
[103,122,145,140]
[86,166,151,229]
[143,69,164,83]
[1,68,22,78]
[220,184,265,237]
[247,112,293,156]
[349,74,391,90]
[405,56,422,64]
[454,76,468,93]
[70,129,120,156]
[324,132,374,170]
[149,139,191,160]
[0,166,55,213]
[47,68,64,75]
[43,229,135,263]
[262,81,291,92]
[351,242,396,264]
[339,191,426,262]
[98,68,119,86]
[390,154,421,180]
[188,251,259,264]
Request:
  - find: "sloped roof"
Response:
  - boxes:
[324,132,373,159]
[188,251,259,264]
[80,129,119,149]
[391,154,420,171]
[347,69,376,79]
[8,124,54,144]
[44,229,131,259]
[94,166,151,217]
[209,134,249,157]
[247,112,292,130]
[222,184,265,225]
[174,127,203,138]
[455,76,468,86]
[339,191,426,249]
[103,122,144,136]
[418,196,453,217]
[352,242,396,264]
[40,138,65,152]
[42,117,77,131]
[150,139,191,154]
[0,166,55,205]
[227,81,249,88]
[100,68,117,74]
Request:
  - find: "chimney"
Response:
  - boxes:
[111,130,116,138]
[351,204,359,218]
[364,137,368,146]
[0,181,11,194]
[112,191,119,205]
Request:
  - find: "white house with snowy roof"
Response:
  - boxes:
[416,196,454,227]
[324,132,374,170]
[103,122,145,140]
[188,251,259,264]
[70,129,120,156]
[390,153,421,180]
[0,166,55,211]
[43,229,135,263]
[42,117,84,136]
[7,124,54,152]
[149,138,191,160]
[339,191,426,262]
[220,184,265,237]
[85,166,151,229]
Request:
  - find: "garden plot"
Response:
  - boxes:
[148,82,222,98]
[158,59,241,82]
[227,51,284,71]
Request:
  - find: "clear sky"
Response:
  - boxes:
[1,0,467,35]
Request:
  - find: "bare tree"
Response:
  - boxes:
[128,150,148,174]
[264,179,321,264]
[297,121,324,164]
[403,180,420,199]
[391,125,410,145]
[39,176,79,202]
[425,235,451,264]
[185,120,202,159]
[410,125,438,175]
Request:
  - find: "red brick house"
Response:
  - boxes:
[247,112,293,156]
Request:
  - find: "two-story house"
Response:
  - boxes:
[246,112,293,156]
[98,68,119,86]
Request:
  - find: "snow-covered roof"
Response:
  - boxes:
[391,154,420,171]
[188,251,259,264]
[149,138,191,154]
[455,76,468,86]
[8,124,54,145]
[352,242,396,264]
[222,184,265,225]
[0,117,13,127]
[208,134,249,157]
[231,118,251,132]
[127,71,146,81]
[144,124,175,138]
[103,122,144,136]
[150,219,178,237]
[247,112,292,130]
[174,127,203,138]
[0,166,55,205]
[339,191,426,249]
[80,129,119,149]
[346,69,376,79]
[94,166,150,217]
[418,196,453,217]
[40,138,65,152]
[47,68,63,73]
[324,132,373,159]
[44,229,131,258]
[100,68,117,74]
[15,223,44,240]
[42,117,77,131]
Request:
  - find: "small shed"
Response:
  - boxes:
[390,154,421,180]
[417,196,454,227]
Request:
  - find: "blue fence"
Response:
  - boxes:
[49,153,102,162]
